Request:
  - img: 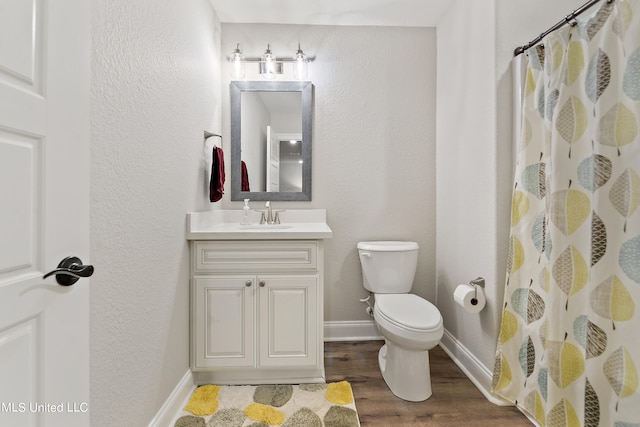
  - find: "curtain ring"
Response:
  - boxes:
[565,13,578,27]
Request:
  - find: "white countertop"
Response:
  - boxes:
[186,209,333,240]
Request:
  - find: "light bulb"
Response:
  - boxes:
[230,44,245,79]
[293,44,308,80]
[260,44,277,79]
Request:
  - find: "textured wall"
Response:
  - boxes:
[436,0,504,389]
[90,0,221,425]
[220,24,437,321]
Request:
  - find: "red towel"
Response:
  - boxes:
[241,160,250,191]
[209,146,225,202]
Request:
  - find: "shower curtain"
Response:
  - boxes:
[493,1,640,426]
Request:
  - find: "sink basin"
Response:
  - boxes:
[237,224,293,230]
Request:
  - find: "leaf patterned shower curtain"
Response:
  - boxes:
[493,1,640,426]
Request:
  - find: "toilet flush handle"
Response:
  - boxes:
[360,252,372,259]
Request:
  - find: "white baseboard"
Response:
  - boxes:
[147,370,195,427]
[323,320,382,342]
[439,329,512,406]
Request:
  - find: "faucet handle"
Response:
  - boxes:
[272,209,285,224]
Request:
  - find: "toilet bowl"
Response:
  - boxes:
[374,293,443,401]
[357,241,444,402]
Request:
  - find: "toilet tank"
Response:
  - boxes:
[357,241,419,293]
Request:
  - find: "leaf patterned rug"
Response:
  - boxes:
[174,381,360,427]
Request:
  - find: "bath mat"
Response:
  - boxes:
[174,381,360,427]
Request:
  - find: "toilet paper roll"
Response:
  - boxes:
[454,284,486,313]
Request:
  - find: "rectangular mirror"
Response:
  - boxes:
[230,81,313,201]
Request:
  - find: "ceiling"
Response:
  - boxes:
[208,0,452,27]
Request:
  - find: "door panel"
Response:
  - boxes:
[194,276,255,368]
[266,126,280,192]
[0,317,40,420]
[0,132,41,279]
[0,0,90,425]
[258,276,317,367]
[0,0,43,90]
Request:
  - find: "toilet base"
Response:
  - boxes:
[378,343,432,402]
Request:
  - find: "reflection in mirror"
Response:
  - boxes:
[242,91,302,192]
[230,81,312,201]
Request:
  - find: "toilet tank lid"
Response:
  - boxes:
[357,241,419,251]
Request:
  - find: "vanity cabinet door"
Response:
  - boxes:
[193,276,255,368]
[258,275,318,367]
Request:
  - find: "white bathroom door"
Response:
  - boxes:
[0,0,90,426]
[266,126,280,192]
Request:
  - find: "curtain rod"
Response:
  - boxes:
[513,0,612,56]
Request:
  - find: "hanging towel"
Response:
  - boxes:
[209,146,225,202]
[241,160,250,191]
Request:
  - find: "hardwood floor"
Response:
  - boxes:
[324,341,533,427]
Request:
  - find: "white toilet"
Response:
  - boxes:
[357,241,444,402]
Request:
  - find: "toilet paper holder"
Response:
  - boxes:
[468,277,485,305]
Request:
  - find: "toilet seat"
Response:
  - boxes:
[375,294,442,332]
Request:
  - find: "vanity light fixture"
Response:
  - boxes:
[229,43,314,80]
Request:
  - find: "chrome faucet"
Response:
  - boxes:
[260,201,274,224]
[266,201,273,224]
[259,201,281,224]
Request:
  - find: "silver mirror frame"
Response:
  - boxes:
[230,80,313,201]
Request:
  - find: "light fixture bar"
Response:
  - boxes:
[228,43,315,80]
[227,56,316,63]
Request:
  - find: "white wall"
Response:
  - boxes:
[436,0,591,400]
[219,24,438,325]
[90,0,221,425]
[436,0,503,396]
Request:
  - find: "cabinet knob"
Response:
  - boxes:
[245,280,253,287]
[259,280,266,287]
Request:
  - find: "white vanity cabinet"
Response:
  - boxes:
[190,240,325,385]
